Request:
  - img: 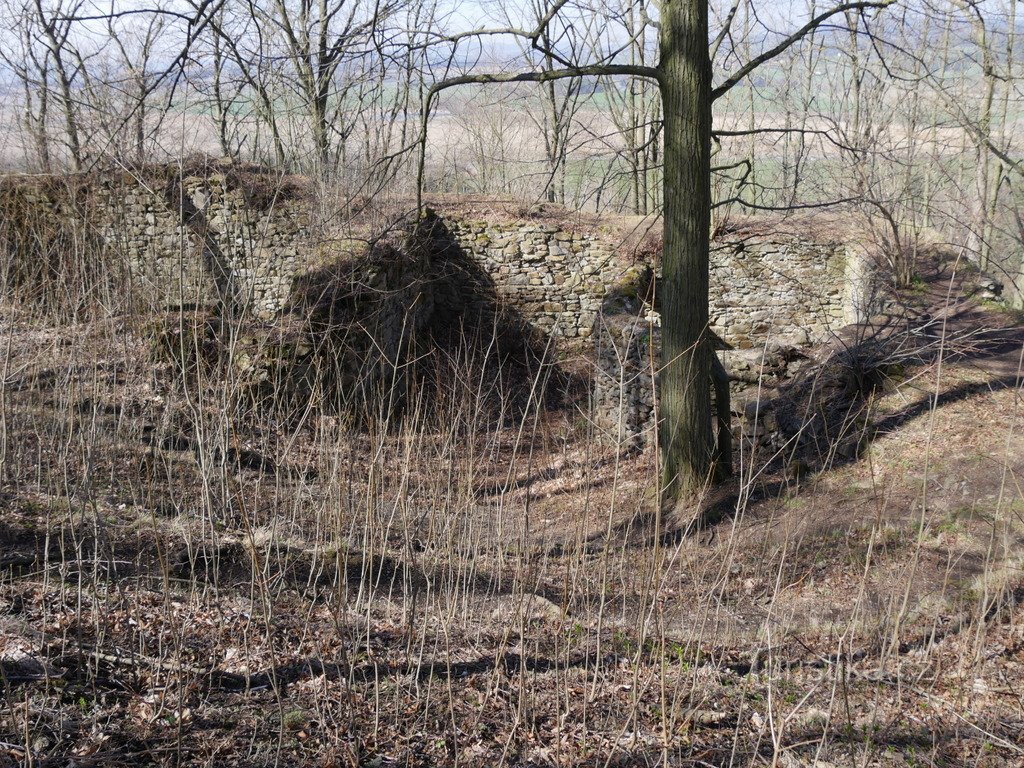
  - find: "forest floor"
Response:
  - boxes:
[1,254,1024,767]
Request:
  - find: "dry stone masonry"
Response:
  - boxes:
[0,164,309,319]
[592,312,660,452]
[93,170,309,318]
[440,218,623,341]
[589,229,870,449]
[1,165,874,449]
[708,235,849,348]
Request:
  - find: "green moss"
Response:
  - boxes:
[282,710,309,731]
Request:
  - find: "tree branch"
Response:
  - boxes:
[416,64,661,211]
[713,126,859,152]
[713,195,860,211]
[709,0,742,63]
[711,0,896,102]
[413,0,571,51]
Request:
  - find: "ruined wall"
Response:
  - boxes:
[439,218,623,341]
[93,169,309,318]
[0,167,861,345]
[1,166,874,449]
[0,166,309,319]
[709,235,849,348]
[441,220,858,354]
[591,313,659,452]
[590,318,814,453]
[589,232,870,450]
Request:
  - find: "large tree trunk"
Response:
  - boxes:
[658,0,714,500]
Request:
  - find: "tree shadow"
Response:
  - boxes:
[767,308,1024,474]
[160,532,568,611]
[603,307,1024,548]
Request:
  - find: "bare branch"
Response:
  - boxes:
[713,126,859,152]
[711,0,897,102]
[416,63,661,211]
[709,0,742,63]
[714,195,860,211]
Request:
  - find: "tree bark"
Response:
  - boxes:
[658,0,714,500]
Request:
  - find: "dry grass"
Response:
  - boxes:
[1,198,1023,768]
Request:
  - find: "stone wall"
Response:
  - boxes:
[588,231,872,450]
[592,313,659,452]
[439,217,624,341]
[1,166,877,449]
[1,167,863,346]
[0,165,309,319]
[708,234,850,349]
[92,169,309,318]
[439,221,861,355]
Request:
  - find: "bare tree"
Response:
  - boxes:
[81,12,171,165]
[252,0,389,173]
[599,0,661,214]
[0,0,54,170]
[1,0,94,170]
[419,0,896,501]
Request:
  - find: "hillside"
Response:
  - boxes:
[1,224,1023,766]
